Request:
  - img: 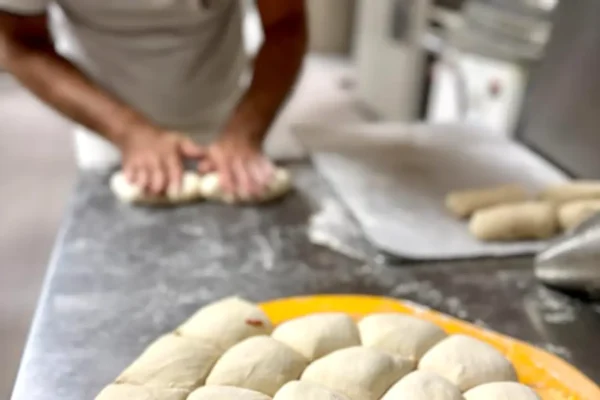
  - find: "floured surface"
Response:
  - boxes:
[295,123,568,259]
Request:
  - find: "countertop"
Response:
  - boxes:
[10,164,600,399]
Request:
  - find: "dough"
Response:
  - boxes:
[206,335,308,396]
[272,313,361,361]
[199,168,292,204]
[540,181,600,204]
[177,297,273,351]
[95,384,189,400]
[469,202,557,241]
[187,386,272,400]
[359,314,447,364]
[381,371,463,400]
[418,335,517,392]
[274,381,351,400]
[558,199,600,230]
[116,334,221,390]
[301,346,413,400]
[446,185,528,218]
[110,171,203,205]
[464,382,540,400]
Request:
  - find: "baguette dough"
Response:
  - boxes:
[359,314,447,364]
[177,297,273,351]
[274,381,351,400]
[446,185,528,218]
[464,382,540,400]
[418,335,517,392]
[558,200,600,230]
[116,334,221,390]
[469,202,557,241]
[272,313,360,361]
[301,346,413,400]
[95,384,189,400]
[110,171,203,205]
[381,371,463,400]
[187,386,272,400]
[540,181,600,204]
[206,335,308,396]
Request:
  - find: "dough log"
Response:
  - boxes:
[381,371,463,400]
[464,382,540,400]
[95,384,189,400]
[446,184,528,218]
[540,181,600,204]
[110,171,203,205]
[274,381,351,400]
[187,386,272,400]
[558,200,600,230]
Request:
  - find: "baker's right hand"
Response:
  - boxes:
[119,127,205,195]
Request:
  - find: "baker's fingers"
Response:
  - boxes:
[179,138,206,159]
[148,158,167,195]
[136,167,150,192]
[233,160,254,200]
[197,159,216,174]
[124,164,138,185]
[166,155,183,193]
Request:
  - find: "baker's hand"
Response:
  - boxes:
[120,128,205,194]
[200,134,275,200]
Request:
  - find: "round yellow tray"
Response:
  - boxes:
[261,294,599,400]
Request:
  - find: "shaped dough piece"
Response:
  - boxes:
[359,313,447,364]
[446,185,528,218]
[95,384,189,400]
[272,313,360,361]
[274,381,351,400]
[206,335,308,396]
[381,371,463,400]
[418,335,517,392]
[116,334,221,390]
[188,386,272,400]
[177,297,273,351]
[464,382,540,400]
[301,346,413,400]
[558,200,600,230]
[469,202,557,241]
[110,171,203,205]
[540,181,600,204]
[199,168,292,204]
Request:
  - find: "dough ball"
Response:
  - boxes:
[177,297,273,351]
[206,335,308,396]
[418,335,517,392]
[116,334,221,390]
[381,371,463,400]
[558,200,600,230]
[95,384,189,400]
[445,185,528,218]
[469,202,557,241]
[188,386,272,400]
[272,313,360,361]
[110,171,203,205]
[301,346,413,400]
[359,314,446,364]
[464,382,540,400]
[199,168,292,204]
[540,181,600,204]
[274,381,350,400]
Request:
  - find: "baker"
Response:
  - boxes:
[0,0,306,199]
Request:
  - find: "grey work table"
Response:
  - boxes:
[11,164,600,399]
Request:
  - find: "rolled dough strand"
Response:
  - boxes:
[445,184,529,218]
[188,386,273,400]
[469,202,558,241]
[540,181,600,204]
[95,384,189,400]
[381,371,463,400]
[463,382,541,400]
[110,171,203,205]
[273,381,351,400]
[558,199,600,230]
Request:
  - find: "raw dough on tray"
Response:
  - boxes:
[445,184,528,218]
[274,381,350,400]
[381,371,463,400]
[95,384,189,400]
[540,181,600,204]
[464,382,540,400]
[187,386,272,400]
[558,199,600,230]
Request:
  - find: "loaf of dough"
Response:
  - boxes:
[274,381,350,400]
[301,346,413,400]
[206,335,308,396]
[110,171,203,205]
[272,313,360,361]
[359,314,447,364]
[177,297,273,351]
[95,384,189,400]
[381,371,463,400]
[540,181,600,204]
[558,199,600,230]
[445,185,528,218]
[469,202,557,241]
[187,386,273,400]
[199,168,292,204]
[418,335,517,392]
[464,382,540,400]
[116,334,221,390]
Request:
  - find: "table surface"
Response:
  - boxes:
[10,164,600,399]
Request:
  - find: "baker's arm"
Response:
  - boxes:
[0,11,204,193]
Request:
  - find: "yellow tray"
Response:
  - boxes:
[261,295,599,400]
